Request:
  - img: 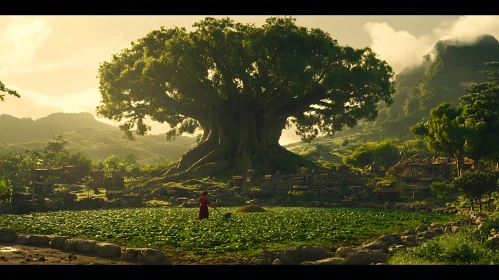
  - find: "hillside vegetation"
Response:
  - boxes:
[0,112,196,163]
[336,34,499,142]
[284,34,499,167]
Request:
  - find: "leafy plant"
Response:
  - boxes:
[0,207,459,256]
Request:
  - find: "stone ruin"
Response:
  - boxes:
[227,165,372,201]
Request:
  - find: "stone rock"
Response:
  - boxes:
[404,241,418,247]
[434,228,444,234]
[26,235,50,246]
[137,248,167,263]
[416,225,428,232]
[277,245,334,265]
[487,234,499,249]
[430,223,442,228]
[378,234,403,245]
[49,236,69,249]
[0,228,16,242]
[401,235,417,242]
[416,237,426,243]
[122,248,139,261]
[335,247,359,258]
[388,245,405,254]
[423,231,438,239]
[360,241,390,252]
[272,259,283,265]
[402,229,416,236]
[451,226,460,233]
[302,257,346,265]
[16,234,30,245]
[95,242,121,258]
[77,240,98,254]
[63,239,97,253]
[345,249,388,265]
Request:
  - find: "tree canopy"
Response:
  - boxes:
[411,61,499,175]
[342,141,400,172]
[458,62,499,164]
[97,16,396,180]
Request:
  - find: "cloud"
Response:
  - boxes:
[0,16,52,70]
[363,22,435,73]
[1,85,101,115]
[364,16,499,74]
[434,16,499,43]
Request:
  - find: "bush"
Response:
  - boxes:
[430,177,455,200]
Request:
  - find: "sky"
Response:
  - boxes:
[2,15,499,145]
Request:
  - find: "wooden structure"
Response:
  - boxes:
[386,157,474,179]
[32,165,85,184]
[91,170,124,189]
[228,176,245,190]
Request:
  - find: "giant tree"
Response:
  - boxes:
[96,16,395,182]
[410,103,468,176]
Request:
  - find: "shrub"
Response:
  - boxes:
[430,176,455,200]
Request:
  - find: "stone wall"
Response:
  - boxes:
[0,229,170,264]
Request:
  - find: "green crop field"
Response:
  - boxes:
[0,207,462,256]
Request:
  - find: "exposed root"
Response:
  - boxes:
[144,159,235,188]
[144,146,317,188]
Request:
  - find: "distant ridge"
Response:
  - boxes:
[336,34,499,139]
[0,112,197,163]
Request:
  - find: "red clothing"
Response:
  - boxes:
[198,195,210,220]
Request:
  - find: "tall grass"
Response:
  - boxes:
[389,218,499,265]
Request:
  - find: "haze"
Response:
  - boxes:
[2,15,499,145]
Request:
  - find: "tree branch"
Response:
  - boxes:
[276,86,328,118]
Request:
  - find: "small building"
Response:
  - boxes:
[398,185,430,198]
[373,187,401,200]
[31,169,50,182]
[228,175,245,190]
[386,157,474,179]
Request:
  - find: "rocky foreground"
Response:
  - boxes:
[1,210,496,265]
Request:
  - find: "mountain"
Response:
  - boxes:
[0,112,197,163]
[282,35,499,166]
[0,112,117,143]
[335,34,499,140]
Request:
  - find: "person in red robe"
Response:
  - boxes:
[198,191,217,220]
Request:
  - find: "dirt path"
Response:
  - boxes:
[0,243,146,265]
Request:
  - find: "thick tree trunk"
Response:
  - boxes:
[144,110,316,187]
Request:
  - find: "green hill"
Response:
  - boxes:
[284,35,499,165]
[0,112,197,163]
[331,34,499,141]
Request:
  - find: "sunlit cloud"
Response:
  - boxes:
[364,16,499,74]
[434,16,499,43]
[0,16,52,71]
[363,22,435,73]
[2,85,101,114]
